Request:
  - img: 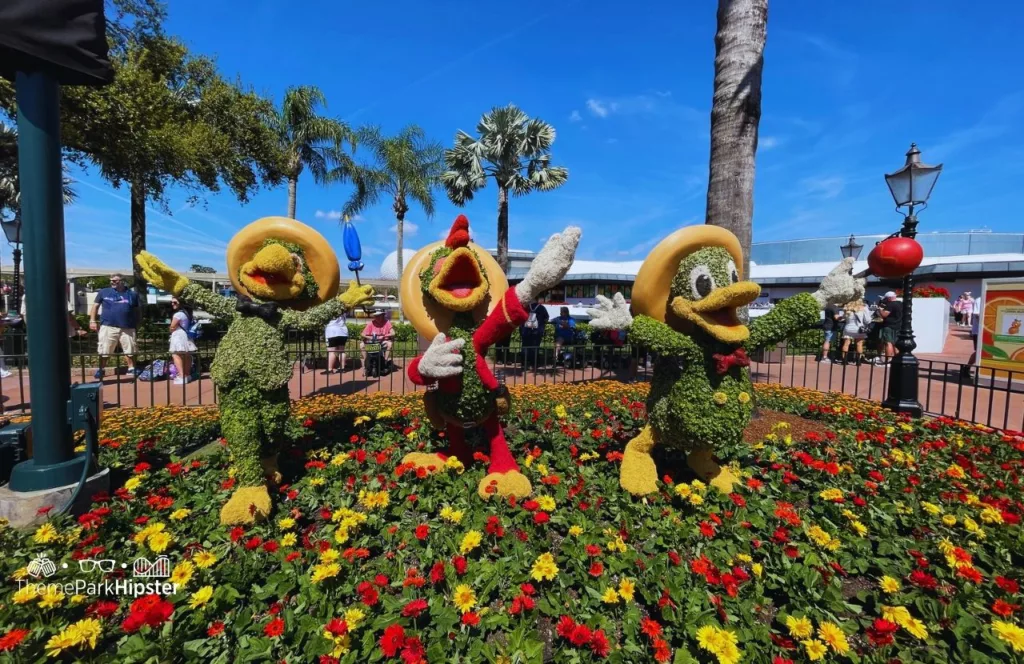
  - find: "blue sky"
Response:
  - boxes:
[23,0,1024,276]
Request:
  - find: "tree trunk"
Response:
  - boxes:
[705,0,767,282]
[130,180,147,300]
[496,184,509,273]
[287,175,298,219]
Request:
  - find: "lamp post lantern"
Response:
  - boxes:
[840,234,863,260]
[1,214,23,313]
[881,143,942,417]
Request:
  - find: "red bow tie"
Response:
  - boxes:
[712,348,750,375]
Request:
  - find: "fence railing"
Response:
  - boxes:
[1,332,1021,432]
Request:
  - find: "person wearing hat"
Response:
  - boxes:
[875,290,903,365]
[588,225,862,496]
[361,308,395,366]
[136,217,376,524]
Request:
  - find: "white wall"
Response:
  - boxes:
[909,297,950,354]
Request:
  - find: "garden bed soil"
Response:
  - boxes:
[742,409,824,443]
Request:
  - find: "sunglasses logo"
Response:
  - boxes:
[77,558,118,573]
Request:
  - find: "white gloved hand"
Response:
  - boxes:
[515,227,582,303]
[418,333,465,379]
[586,293,633,330]
[812,257,866,308]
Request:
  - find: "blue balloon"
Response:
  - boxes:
[342,218,362,268]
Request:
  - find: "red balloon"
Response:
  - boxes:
[867,237,924,278]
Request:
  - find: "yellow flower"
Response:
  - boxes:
[11,566,29,581]
[13,585,39,604]
[452,584,477,613]
[170,561,194,586]
[946,464,966,479]
[445,456,465,474]
[674,483,692,498]
[440,506,464,524]
[921,501,942,515]
[902,616,929,640]
[311,562,341,583]
[344,608,366,629]
[617,578,636,602]
[330,453,346,466]
[358,490,389,510]
[530,552,559,582]
[942,514,957,526]
[992,620,1024,653]
[376,408,394,419]
[148,531,173,553]
[850,520,868,536]
[169,508,191,521]
[66,617,101,650]
[880,576,901,594]
[45,631,78,658]
[818,488,844,502]
[334,527,350,545]
[123,476,143,492]
[688,493,704,506]
[737,391,751,404]
[70,594,87,605]
[601,588,620,604]
[568,525,583,537]
[38,586,65,609]
[133,522,166,545]
[460,531,483,554]
[523,455,534,468]
[189,585,214,609]
[696,625,740,664]
[309,477,326,487]
[33,522,59,544]
[735,553,752,563]
[802,639,828,661]
[752,563,763,577]
[818,622,850,654]
[712,391,728,405]
[193,550,217,569]
[690,480,706,492]
[980,507,1004,524]
[606,536,628,554]
[354,415,371,425]
[554,404,567,419]
[786,615,814,639]
[281,533,297,547]
[807,525,833,548]
[278,517,296,530]
[536,496,556,512]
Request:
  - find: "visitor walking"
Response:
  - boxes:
[552,306,576,363]
[961,291,976,328]
[168,297,197,385]
[875,291,903,365]
[839,298,872,365]
[89,274,140,379]
[819,301,843,363]
[953,293,965,326]
[324,312,349,374]
[520,299,549,369]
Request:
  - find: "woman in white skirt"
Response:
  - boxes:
[169,297,197,384]
[839,298,872,365]
[324,313,349,374]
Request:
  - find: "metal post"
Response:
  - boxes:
[8,70,88,491]
[11,245,22,313]
[882,213,923,417]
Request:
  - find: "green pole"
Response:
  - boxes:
[8,70,87,492]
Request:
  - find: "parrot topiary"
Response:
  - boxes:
[587,225,863,496]
[136,216,375,524]
[398,215,581,500]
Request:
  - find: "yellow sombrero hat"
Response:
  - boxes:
[226,216,340,309]
[632,224,744,325]
[400,240,507,339]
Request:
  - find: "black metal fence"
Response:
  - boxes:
[1,330,1021,432]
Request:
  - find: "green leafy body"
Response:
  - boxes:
[435,314,493,424]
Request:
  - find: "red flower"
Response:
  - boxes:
[485,515,505,537]
[668,551,682,566]
[262,540,279,554]
[245,536,263,550]
[569,624,593,647]
[585,544,602,557]
[229,526,245,542]
[263,617,285,638]
[958,566,983,584]
[589,562,604,577]
[285,551,301,563]
[380,624,406,657]
[640,618,662,639]
[414,524,429,541]
[0,628,30,652]
[402,599,429,618]
[652,638,671,662]
[429,561,446,584]
[325,618,349,637]
[461,612,481,627]
[699,521,717,538]
[400,636,425,664]
[122,594,173,633]
[729,493,747,508]
[867,618,899,647]
[375,574,390,587]
[590,629,610,658]
[993,599,1020,617]
[452,555,468,575]
[556,616,576,639]
[772,658,796,664]
[533,512,550,525]
[86,600,119,619]
[996,576,1020,594]
[357,581,380,606]
[207,621,225,637]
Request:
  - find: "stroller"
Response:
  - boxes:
[363,335,391,378]
[558,328,589,369]
[590,328,627,370]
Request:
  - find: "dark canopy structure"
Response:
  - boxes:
[0,0,113,85]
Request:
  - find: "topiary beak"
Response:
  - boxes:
[670,281,760,344]
[239,244,306,301]
[427,247,488,312]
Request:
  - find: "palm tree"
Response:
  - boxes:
[704,0,768,281]
[1,124,77,217]
[271,86,355,219]
[342,125,444,282]
[441,104,568,272]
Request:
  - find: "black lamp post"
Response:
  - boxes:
[1,214,22,313]
[840,234,863,260]
[881,143,942,417]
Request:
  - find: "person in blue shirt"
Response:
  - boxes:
[552,306,576,362]
[88,274,141,379]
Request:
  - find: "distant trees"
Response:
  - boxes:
[189,264,216,273]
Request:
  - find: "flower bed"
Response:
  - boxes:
[2,382,1024,662]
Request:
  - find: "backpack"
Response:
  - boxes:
[185,316,203,341]
[138,359,168,381]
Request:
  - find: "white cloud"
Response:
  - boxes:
[569,110,582,122]
[760,136,781,150]
[315,210,362,221]
[799,176,845,200]
[586,99,609,118]
[391,221,419,236]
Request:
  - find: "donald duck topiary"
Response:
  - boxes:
[588,224,862,496]
[136,217,375,524]
[399,215,580,500]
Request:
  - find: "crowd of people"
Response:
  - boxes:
[819,291,905,366]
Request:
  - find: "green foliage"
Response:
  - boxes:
[219,378,292,485]
[209,315,292,391]
[746,292,821,351]
[435,315,493,423]
[669,247,738,300]
[629,315,701,359]
[189,264,216,273]
[419,245,452,293]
